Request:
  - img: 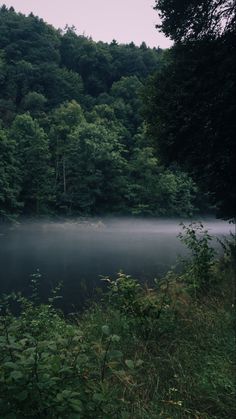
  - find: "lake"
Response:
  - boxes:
[0,218,233,312]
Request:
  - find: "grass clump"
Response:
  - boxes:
[0,224,235,418]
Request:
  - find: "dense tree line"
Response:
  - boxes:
[144,0,236,219]
[0,5,207,221]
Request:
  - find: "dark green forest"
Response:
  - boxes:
[145,0,236,219]
[0,2,235,418]
[0,5,209,221]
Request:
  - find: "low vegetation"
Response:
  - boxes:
[0,224,235,418]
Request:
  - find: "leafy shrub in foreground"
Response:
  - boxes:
[0,292,142,418]
[178,222,217,295]
[0,224,235,418]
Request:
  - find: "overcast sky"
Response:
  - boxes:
[2,0,172,48]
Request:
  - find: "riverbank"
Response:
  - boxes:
[0,226,235,418]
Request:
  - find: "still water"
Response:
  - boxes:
[0,218,233,312]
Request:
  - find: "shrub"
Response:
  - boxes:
[178,222,217,295]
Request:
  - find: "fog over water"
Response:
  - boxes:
[0,218,233,312]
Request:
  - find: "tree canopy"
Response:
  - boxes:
[0,5,210,221]
[144,0,236,219]
[154,0,236,41]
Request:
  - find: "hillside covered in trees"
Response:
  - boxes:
[0,5,209,221]
[0,3,235,418]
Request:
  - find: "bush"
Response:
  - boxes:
[0,224,235,418]
[178,222,217,295]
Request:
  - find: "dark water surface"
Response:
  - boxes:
[0,218,233,312]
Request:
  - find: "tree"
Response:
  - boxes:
[154,0,236,42]
[11,114,54,213]
[49,101,85,210]
[126,126,198,216]
[145,1,236,218]
[0,127,21,220]
[21,91,47,116]
[0,5,212,218]
[0,6,60,64]
[66,122,127,213]
[110,76,144,142]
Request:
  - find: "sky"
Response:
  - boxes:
[1,0,172,48]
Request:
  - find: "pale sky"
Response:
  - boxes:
[1,0,172,48]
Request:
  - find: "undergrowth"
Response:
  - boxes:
[0,223,235,418]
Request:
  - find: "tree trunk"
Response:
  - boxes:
[63,157,66,194]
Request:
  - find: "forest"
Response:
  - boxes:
[0,4,212,221]
[0,1,235,418]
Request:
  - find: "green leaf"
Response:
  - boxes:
[109,350,123,359]
[101,325,110,336]
[125,359,135,369]
[111,334,120,342]
[70,402,82,413]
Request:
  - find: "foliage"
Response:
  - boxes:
[0,127,21,221]
[0,288,141,418]
[65,121,128,213]
[145,1,236,219]
[144,38,236,219]
[11,113,54,214]
[154,0,236,42]
[0,226,235,418]
[125,126,199,216]
[178,222,217,295]
[0,5,211,220]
